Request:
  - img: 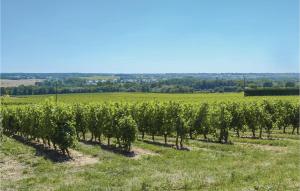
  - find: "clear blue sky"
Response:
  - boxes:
[1,0,299,73]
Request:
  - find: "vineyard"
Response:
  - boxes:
[2,0,299,188]
[2,92,299,105]
[2,99,299,153]
[1,93,299,190]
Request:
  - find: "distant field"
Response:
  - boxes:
[1,92,299,105]
[79,75,119,80]
[0,79,44,87]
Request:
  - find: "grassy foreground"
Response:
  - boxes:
[1,129,299,191]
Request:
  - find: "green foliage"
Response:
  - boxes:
[228,102,245,137]
[100,104,113,145]
[1,107,17,135]
[118,115,137,151]
[2,92,298,107]
[261,100,276,138]
[52,105,77,155]
[244,88,299,96]
[211,103,232,143]
[73,104,87,140]
[194,103,210,139]
[182,103,196,139]
[291,103,299,134]
[1,102,77,156]
[149,102,164,141]
[166,102,187,148]
[244,103,260,138]
[86,105,98,142]
[132,102,151,140]
[1,99,298,154]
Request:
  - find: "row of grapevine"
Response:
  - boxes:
[1,101,76,156]
[1,100,299,154]
[74,103,137,151]
[132,100,299,147]
[1,101,138,153]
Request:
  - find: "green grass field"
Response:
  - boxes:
[1,92,299,190]
[1,130,299,191]
[2,92,299,105]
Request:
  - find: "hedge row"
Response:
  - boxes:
[244,88,299,96]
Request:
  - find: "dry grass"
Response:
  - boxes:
[66,149,99,167]
[131,147,159,159]
[0,79,44,87]
[0,157,27,181]
[236,142,288,152]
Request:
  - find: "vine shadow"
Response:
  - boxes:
[79,140,136,158]
[12,135,72,163]
[140,139,190,151]
[140,139,175,148]
[195,138,234,145]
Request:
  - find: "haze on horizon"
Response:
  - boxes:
[1,0,299,73]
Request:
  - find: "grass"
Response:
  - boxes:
[1,92,299,105]
[1,92,299,190]
[1,130,299,191]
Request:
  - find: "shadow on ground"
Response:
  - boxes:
[79,140,137,157]
[140,139,191,151]
[12,135,73,163]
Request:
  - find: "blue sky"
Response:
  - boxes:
[1,0,299,73]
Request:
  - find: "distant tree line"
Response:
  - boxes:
[1,78,298,96]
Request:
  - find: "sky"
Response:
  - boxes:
[1,0,299,73]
